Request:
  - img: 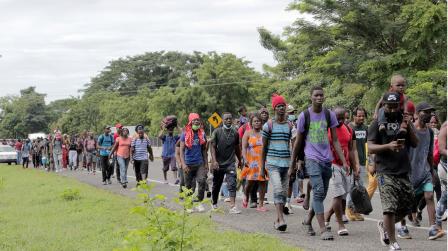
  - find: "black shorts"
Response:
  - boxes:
[162,157,177,172]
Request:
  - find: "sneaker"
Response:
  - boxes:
[397,226,412,239]
[122,183,127,189]
[377,221,390,246]
[428,226,445,240]
[195,204,205,213]
[250,202,257,208]
[286,202,294,214]
[103,181,107,185]
[107,179,112,185]
[342,214,349,224]
[224,198,231,202]
[212,204,218,211]
[389,242,401,250]
[410,219,421,227]
[174,179,180,185]
[229,206,241,214]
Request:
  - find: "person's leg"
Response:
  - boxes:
[178,168,186,193]
[184,165,197,197]
[433,170,442,202]
[424,190,436,226]
[212,168,225,205]
[258,181,267,208]
[101,156,108,182]
[134,160,142,183]
[307,159,330,234]
[435,189,447,227]
[244,180,255,204]
[268,165,286,227]
[250,181,259,204]
[162,157,169,182]
[117,157,125,184]
[73,152,77,169]
[141,160,149,181]
[383,213,397,243]
[196,165,207,202]
[171,157,178,183]
[225,164,238,209]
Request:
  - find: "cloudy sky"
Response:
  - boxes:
[0,0,298,102]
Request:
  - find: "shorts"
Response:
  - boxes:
[86,151,96,165]
[329,164,350,198]
[377,173,414,219]
[414,182,434,195]
[162,157,177,172]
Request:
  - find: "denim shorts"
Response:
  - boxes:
[266,164,288,204]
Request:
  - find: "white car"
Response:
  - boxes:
[0,145,17,165]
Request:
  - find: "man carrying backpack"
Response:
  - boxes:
[260,94,292,232]
[98,126,114,185]
[290,86,348,241]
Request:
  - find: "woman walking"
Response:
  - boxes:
[241,113,269,212]
[110,128,132,188]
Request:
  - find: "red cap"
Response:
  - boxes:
[271,94,286,109]
[115,123,123,129]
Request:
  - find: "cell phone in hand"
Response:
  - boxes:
[397,139,405,145]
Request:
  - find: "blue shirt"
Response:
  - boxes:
[98,134,114,157]
[161,134,180,158]
[180,132,205,166]
[262,121,291,168]
[131,137,151,160]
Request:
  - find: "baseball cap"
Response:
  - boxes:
[416,102,435,112]
[115,123,123,129]
[286,104,297,113]
[382,92,400,103]
[104,125,111,129]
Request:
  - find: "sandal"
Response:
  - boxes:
[338,229,349,236]
[256,206,268,212]
[321,230,334,240]
[274,221,287,232]
[242,198,248,208]
[302,221,316,236]
[325,222,331,231]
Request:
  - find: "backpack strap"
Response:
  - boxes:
[324,108,331,129]
[303,108,311,138]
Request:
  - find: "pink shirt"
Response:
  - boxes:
[116,136,132,158]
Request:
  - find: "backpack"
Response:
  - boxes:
[99,134,113,146]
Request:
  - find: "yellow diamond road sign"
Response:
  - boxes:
[208,112,222,128]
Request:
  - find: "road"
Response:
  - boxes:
[60,156,446,251]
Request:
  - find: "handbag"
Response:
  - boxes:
[350,177,373,215]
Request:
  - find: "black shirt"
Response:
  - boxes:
[350,123,368,166]
[368,120,412,175]
[211,127,239,167]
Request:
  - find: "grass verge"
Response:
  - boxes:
[0,165,299,251]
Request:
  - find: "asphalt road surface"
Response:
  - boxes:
[60,157,447,251]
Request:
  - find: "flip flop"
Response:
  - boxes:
[321,230,334,240]
[302,221,316,236]
[338,229,349,236]
[274,221,287,232]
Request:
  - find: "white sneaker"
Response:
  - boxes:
[286,203,294,214]
[229,206,241,214]
[212,204,218,211]
[389,242,401,250]
[195,204,205,213]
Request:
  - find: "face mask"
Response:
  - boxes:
[287,115,296,122]
[223,124,231,129]
[385,111,402,122]
[421,113,431,124]
[192,125,200,131]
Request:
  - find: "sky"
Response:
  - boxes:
[0,0,298,102]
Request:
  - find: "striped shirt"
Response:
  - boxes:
[262,121,291,168]
[131,137,151,160]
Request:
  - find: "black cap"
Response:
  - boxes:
[382,92,400,103]
[416,102,435,112]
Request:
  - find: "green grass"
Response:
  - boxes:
[0,165,299,251]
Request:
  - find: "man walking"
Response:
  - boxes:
[98,126,114,185]
[368,92,418,250]
[290,86,348,240]
[210,112,242,214]
[159,125,180,184]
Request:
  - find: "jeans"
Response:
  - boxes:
[100,155,112,182]
[212,163,237,205]
[306,158,332,214]
[267,165,288,204]
[184,164,207,202]
[347,165,367,209]
[68,150,77,168]
[16,150,22,164]
[117,156,130,184]
[53,151,63,172]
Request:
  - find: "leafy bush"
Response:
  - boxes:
[61,188,81,201]
[117,181,211,251]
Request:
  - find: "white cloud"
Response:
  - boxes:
[0,0,298,102]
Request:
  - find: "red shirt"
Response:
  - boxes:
[238,123,251,139]
[328,125,355,166]
[15,142,22,151]
[113,132,120,141]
